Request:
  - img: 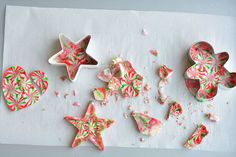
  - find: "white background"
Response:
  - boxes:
[1,5,236,152]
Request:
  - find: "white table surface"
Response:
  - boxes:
[0,0,235,156]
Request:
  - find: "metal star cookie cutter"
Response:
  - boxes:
[48,34,98,82]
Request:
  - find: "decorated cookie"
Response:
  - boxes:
[64,101,114,151]
[184,124,209,149]
[2,66,48,111]
[185,41,236,101]
[131,112,162,136]
[48,34,98,82]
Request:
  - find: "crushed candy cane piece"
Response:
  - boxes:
[55,91,60,97]
[143,83,151,92]
[144,96,150,104]
[149,49,158,56]
[166,101,183,120]
[72,102,81,107]
[93,88,109,101]
[73,90,77,96]
[159,65,173,80]
[184,124,208,149]
[205,113,219,122]
[101,99,108,106]
[60,75,67,81]
[128,105,133,111]
[139,137,145,142]
[64,93,69,99]
[141,28,149,36]
[112,57,122,65]
[157,89,168,105]
[131,112,162,136]
[156,65,173,106]
[97,68,113,82]
[123,113,129,119]
[158,79,168,88]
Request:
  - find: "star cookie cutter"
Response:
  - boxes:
[185,41,236,101]
[48,34,98,82]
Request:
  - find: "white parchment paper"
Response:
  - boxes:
[1,6,236,151]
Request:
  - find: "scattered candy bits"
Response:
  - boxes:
[73,90,77,96]
[48,34,98,82]
[141,28,149,36]
[93,57,144,102]
[64,101,114,151]
[60,75,67,81]
[149,49,159,56]
[131,112,162,136]
[2,66,48,111]
[55,91,60,97]
[72,102,81,107]
[166,101,183,120]
[205,113,219,122]
[184,124,209,149]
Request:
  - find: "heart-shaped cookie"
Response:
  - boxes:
[2,66,48,111]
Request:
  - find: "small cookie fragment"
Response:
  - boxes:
[184,124,209,149]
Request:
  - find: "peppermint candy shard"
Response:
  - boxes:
[184,124,209,149]
[131,112,162,136]
[159,65,173,80]
[29,70,49,94]
[205,113,219,122]
[2,66,40,111]
[93,87,109,101]
[166,101,183,120]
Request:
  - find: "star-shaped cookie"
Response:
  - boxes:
[48,34,98,82]
[64,101,114,151]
